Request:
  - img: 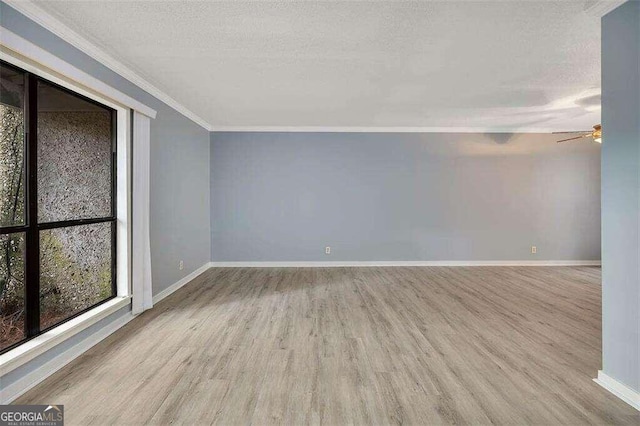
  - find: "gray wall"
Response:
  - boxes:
[1,1,210,394]
[211,132,601,262]
[601,1,640,393]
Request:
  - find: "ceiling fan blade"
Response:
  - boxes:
[556,134,591,143]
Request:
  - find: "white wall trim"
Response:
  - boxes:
[152,263,213,305]
[212,126,569,134]
[0,297,131,377]
[116,108,132,299]
[594,371,640,411]
[584,1,628,17]
[3,0,212,130]
[0,309,134,404]
[0,27,156,119]
[209,260,601,268]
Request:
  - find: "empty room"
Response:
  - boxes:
[0,0,639,424]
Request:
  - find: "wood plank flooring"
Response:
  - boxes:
[16,267,640,425]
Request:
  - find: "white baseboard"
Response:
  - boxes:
[209,260,601,268]
[594,371,640,411]
[1,312,134,404]
[152,263,212,305]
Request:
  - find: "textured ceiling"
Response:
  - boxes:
[33,1,602,131]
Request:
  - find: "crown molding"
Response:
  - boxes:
[4,0,213,131]
[584,0,628,17]
[0,27,157,118]
[211,126,565,134]
[5,0,610,135]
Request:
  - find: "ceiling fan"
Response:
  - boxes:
[555,124,602,144]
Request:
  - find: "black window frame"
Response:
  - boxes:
[0,59,117,354]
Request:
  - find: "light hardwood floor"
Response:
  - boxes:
[17,267,639,425]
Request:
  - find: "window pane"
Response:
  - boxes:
[40,222,113,330]
[0,65,26,227]
[37,81,113,223]
[0,232,25,351]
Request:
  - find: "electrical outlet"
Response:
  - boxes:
[325,246,331,255]
[179,260,184,270]
[531,246,537,254]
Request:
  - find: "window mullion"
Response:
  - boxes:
[24,73,40,337]
[37,217,116,231]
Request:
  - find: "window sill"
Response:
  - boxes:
[0,296,131,376]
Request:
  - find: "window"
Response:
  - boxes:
[0,60,116,353]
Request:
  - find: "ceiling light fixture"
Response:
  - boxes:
[555,124,602,144]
